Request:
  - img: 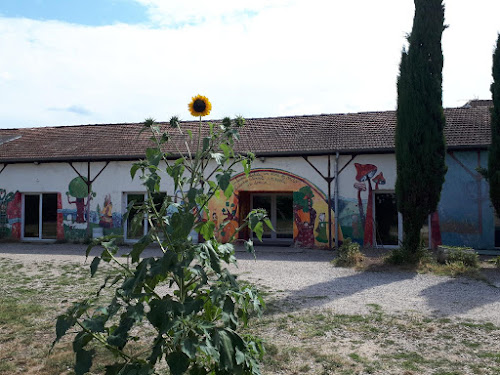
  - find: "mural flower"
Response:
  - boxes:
[188,95,212,117]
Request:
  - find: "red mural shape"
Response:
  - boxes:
[6,192,21,239]
[372,172,386,190]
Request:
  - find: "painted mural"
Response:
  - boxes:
[63,177,122,241]
[207,168,343,248]
[0,189,20,239]
[438,151,494,249]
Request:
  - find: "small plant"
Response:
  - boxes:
[492,255,500,269]
[332,238,364,268]
[445,247,479,268]
[386,241,431,266]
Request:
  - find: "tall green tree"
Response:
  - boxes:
[395,0,447,257]
[489,34,500,218]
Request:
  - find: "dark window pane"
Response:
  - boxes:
[252,195,272,238]
[24,195,40,238]
[276,195,293,238]
[42,194,58,239]
[127,194,145,239]
[374,193,399,246]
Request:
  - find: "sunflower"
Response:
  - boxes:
[188,95,212,117]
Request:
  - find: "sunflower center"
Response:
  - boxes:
[193,99,206,113]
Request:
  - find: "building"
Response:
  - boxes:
[0,100,497,250]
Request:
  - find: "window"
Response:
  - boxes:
[373,192,432,248]
[23,193,58,240]
[251,193,293,243]
[374,192,399,246]
[124,192,167,241]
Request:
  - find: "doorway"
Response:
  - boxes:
[374,192,399,246]
[251,193,293,244]
[23,193,58,240]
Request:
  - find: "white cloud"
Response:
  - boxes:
[0,1,499,128]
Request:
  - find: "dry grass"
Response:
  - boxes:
[1,255,500,375]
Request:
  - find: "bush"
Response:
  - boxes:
[445,247,479,268]
[332,238,364,268]
[386,242,431,266]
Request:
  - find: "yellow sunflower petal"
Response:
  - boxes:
[188,95,212,117]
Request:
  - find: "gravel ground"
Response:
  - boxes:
[1,242,500,325]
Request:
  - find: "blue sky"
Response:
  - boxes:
[0,0,150,26]
[0,1,500,128]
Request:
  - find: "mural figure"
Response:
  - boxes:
[293,186,317,247]
[354,163,378,247]
[315,212,328,243]
[66,177,95,223]
[99,194,113,228]
[220,195,239,243]
[0,189,15,238]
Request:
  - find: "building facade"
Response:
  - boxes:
[0,102,498,250]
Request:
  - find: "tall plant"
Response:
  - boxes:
[52,96,272,375]
[395,0,447,256]
[489,34,500,218]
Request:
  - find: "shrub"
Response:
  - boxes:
[386,241,431,266]
[445,247,479,268]
[332,238,364,268]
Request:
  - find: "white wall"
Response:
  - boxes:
[0,153,397,214]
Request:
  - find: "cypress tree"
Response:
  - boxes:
[489,34,500,218]
[395,0,447,256]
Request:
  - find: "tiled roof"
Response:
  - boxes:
[0,105,493,163]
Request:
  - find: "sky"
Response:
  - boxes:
[0,0,499,129]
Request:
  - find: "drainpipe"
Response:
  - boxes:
[334,152,339,249]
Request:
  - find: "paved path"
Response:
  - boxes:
[1,242,500,324]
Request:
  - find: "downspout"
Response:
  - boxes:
[0,163,7,175]
[334,152,339,249]
[327,155,332,250]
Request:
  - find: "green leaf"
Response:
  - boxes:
[82,315,106,333]
[224,183,234,199]
[219,143,231,159]
[90,257,100,277]
[202,137,210,152]
[55,314,76,343]
[130,163,141,180]
[241,159,251,177]
[181,337,197,359]
[235,347,246,365]
[167,352,190,375]
[263,218,275,231]
[244,240,254,255]
[130,236,152,263]
[253,221,263,242]
[216,172,231,192]
[75,348,95,375]
[217,330,235,371]
[73,331,93,352]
